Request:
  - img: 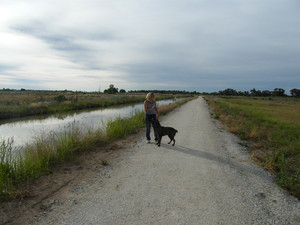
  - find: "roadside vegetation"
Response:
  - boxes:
[0,97,195,201]
[203,87,300,97]
[204,96,300,199]
[0,88,194,121]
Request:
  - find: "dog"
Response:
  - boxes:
[154,119,178,147]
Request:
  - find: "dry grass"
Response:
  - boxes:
[0,90,186,120]
[205,96,300,199]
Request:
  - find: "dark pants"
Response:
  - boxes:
[145,114,158,141]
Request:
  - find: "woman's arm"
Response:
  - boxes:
[144,100,148,112]
[144,100,153,112]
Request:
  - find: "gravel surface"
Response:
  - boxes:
[33,97,300,225]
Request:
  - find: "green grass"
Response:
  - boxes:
[106,112,145,140]
[205,96,300,199]
[0,97,195,201]
[0,139,16,199]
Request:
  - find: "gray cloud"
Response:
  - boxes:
[1,0,300,92]
[13,22,117,51]
[0,64,18,73]
[12,22,115,70]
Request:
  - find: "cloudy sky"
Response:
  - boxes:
[0,0,299,93]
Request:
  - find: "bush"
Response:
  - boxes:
[54,95,67,102]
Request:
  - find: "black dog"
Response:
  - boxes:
[154,120,178,147]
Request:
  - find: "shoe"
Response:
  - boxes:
[147,140,151,144]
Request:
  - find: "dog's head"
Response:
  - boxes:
[154,119,161,128]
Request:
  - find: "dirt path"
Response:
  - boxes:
[8,97,300,225]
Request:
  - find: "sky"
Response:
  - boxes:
[0,0,300,93]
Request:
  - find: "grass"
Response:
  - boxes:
[106,111,145,140]
[0,97,195,201]
[0,90,190,121]
[205,96,300,199]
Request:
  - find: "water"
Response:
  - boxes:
[0,99,177,150]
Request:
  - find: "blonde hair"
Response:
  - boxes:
[146,92,155,102]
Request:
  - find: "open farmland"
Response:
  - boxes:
[205,96,300,198]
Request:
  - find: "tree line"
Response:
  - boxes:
[203,88,300,97]
[103,84,199,95]
[2,85,300,97]
[128,90,199,95]
[103,85,300,97]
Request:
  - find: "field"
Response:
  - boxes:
[205,96,300,198]
[0,90,186,121]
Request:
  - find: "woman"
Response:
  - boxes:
[144,92,159,143]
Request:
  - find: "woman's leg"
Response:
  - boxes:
[145,115,151,141]
[150,115,158,141]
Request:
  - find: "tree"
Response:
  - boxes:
[250,88,261,96]
[290,88,300,97]
[218,88,237,96]
[261,90,272,97]
[273,88,285,97]
[104,84,118,94]
[119,89,126,93]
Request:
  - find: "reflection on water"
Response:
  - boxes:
[0,99,176,150]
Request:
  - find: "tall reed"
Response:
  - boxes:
[0,92,186,121]
[0,138,16,199]
[106,111,145,140]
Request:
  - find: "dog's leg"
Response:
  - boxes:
[157,136,161,147]
[170,132,176,146]
[168,138,175,146]
[168,134,174,145]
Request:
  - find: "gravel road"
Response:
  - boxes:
[34,97,300,225]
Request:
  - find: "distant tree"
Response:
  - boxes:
[119,89,126,93]
[104,84,118,94]
[250,88,257,96]
[261,90,272,97]
[290,88,300,97]
[243,91,250,96]
[251,88,264,96]
[2,88,11,91]
[256,90,262,96]
[273,88,286,97]
[219,88,237,96]
[127,89,199,95]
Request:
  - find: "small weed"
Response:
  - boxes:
[214,114,220,119]
[100,159,109,166]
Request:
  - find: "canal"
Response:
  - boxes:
[0,99,177,151]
